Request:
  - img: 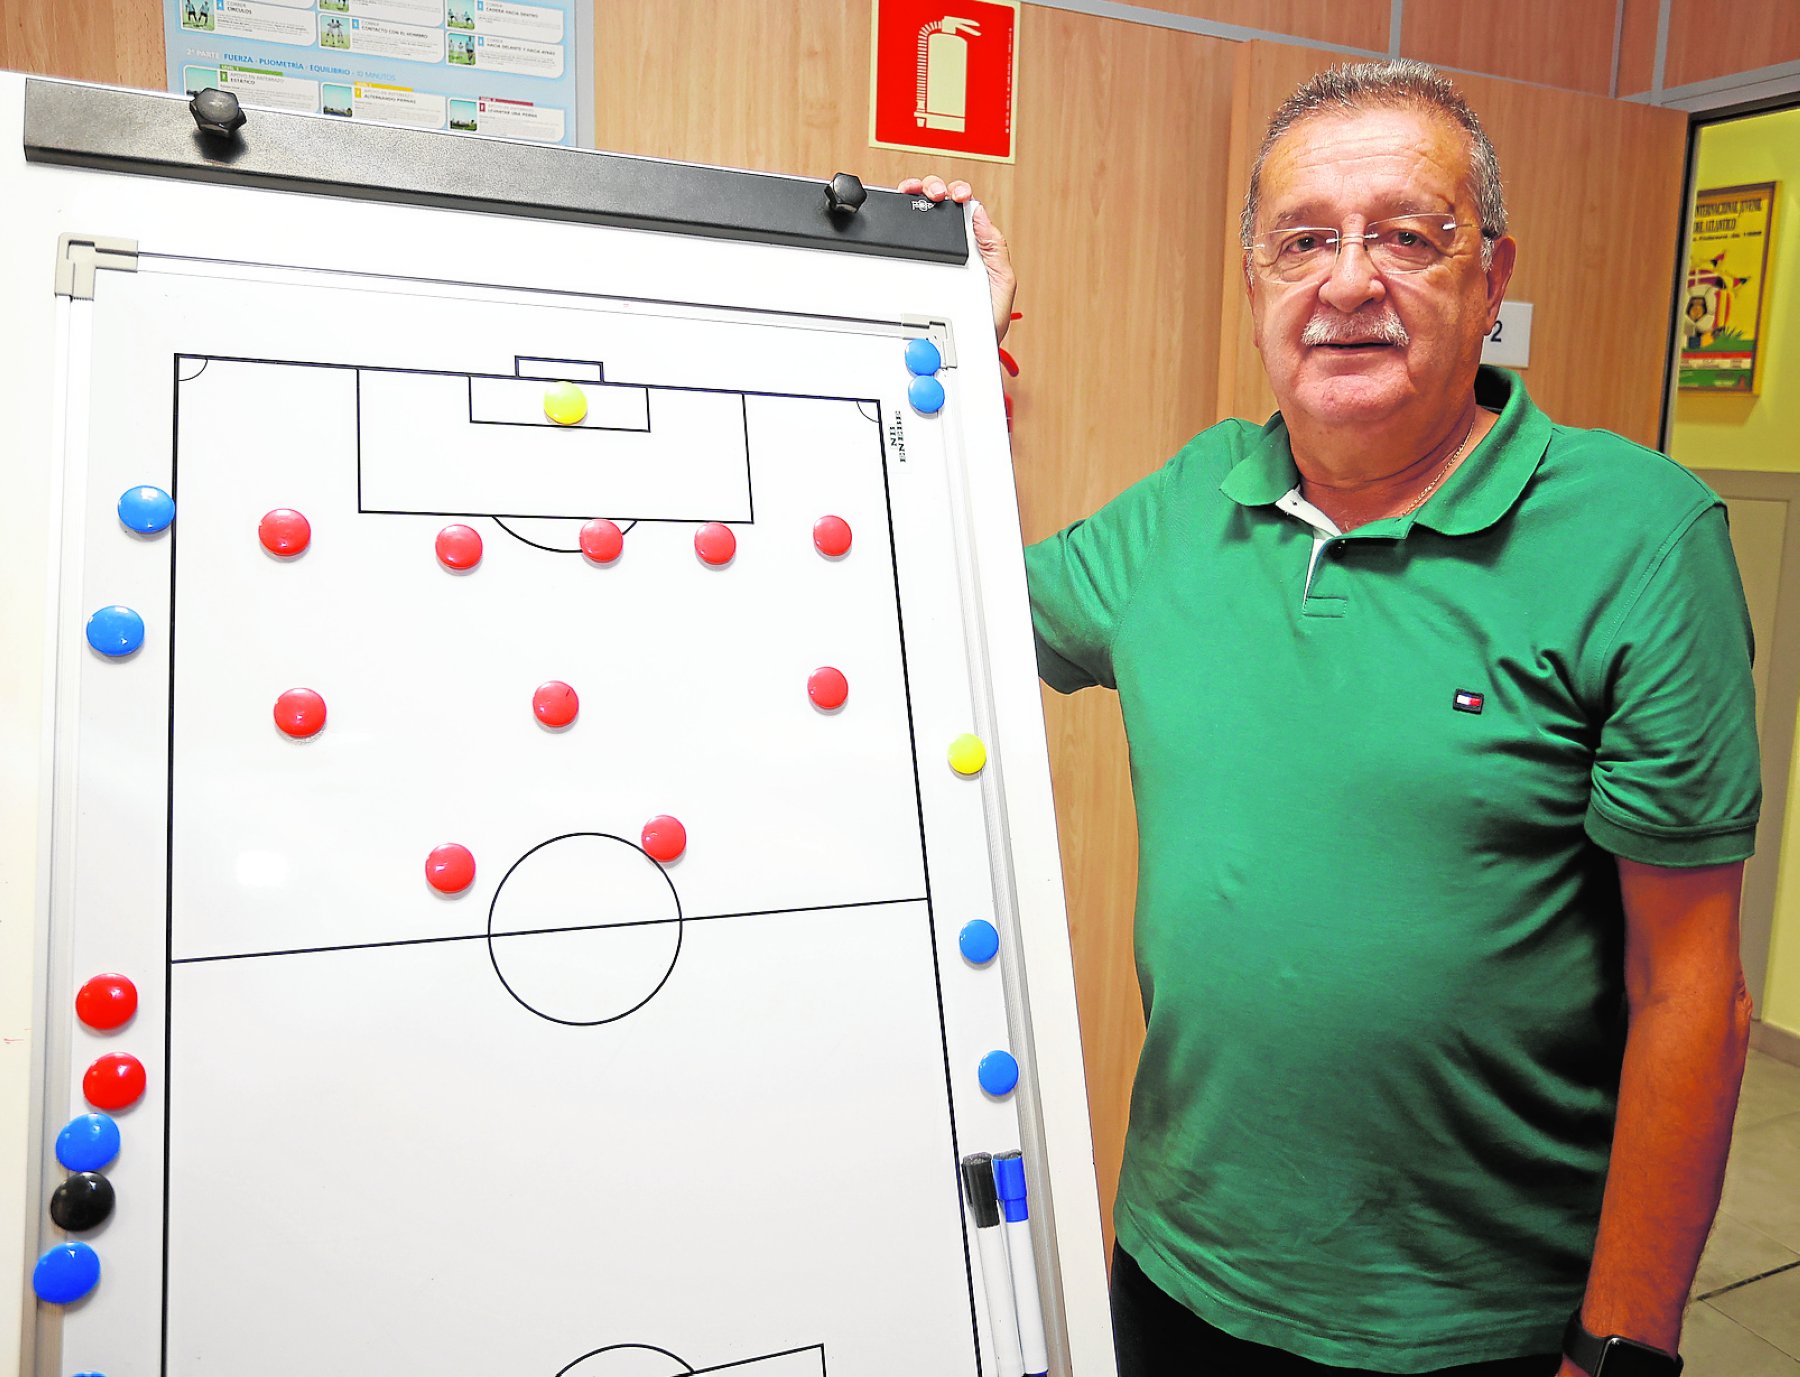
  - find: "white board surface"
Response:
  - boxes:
[0,75,1113,1377]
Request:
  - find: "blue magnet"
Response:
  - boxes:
[85,606,144,658]
[908,375,946,415]
[959,919,1000,965]
[117,486,175,534]
[55,1113,120,1173]
[978,1049,1020,1097]
[32,1241,100,1305]
[904,338,942,376]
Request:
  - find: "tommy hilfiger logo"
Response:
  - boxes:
[1453,689,1485,714]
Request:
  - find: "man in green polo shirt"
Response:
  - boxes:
[905,58,1759,1377]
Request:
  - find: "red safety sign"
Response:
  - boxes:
[869,0,1019,164]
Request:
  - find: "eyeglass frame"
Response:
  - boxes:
[1241,213,1501,282]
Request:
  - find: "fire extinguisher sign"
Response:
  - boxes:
[868,0,1019,163]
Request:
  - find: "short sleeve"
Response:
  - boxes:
[1585,503,1762,866]
[1024,462,1169,694]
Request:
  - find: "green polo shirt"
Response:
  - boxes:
[1026,367,1760,1371]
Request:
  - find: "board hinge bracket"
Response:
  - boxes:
[55,233,138,299]
[901,316,956,369]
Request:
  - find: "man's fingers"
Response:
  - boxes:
[971,201,1008,250]
[897,175,976,203]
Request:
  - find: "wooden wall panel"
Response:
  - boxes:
[1400,0,1617,95]
[601,0,1232,1249]
[1008,8,1232,1250]
[0,0,163,89]
[1665,0,1800,89]
[1132,0,1388,53]
[1619,0,1800,96]
[1218,41,1688,447]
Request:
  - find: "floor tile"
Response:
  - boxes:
[1738,1048,1800,1132]
[1710,1265,1800,1359]
[1720,1111,1800,1253]
[1695,1210,1800,1297]
[1681,1301,1800,1375]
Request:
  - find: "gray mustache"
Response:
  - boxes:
[1301,313,1410,347]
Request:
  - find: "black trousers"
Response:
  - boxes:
[1110,1247,1561,1377]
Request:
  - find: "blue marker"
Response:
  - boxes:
[994,1151,1049,1377]
[960,1153,1025,1377]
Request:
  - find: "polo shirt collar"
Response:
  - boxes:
[1218,366,1552,538]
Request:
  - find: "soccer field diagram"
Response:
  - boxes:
[48,266,1010,1376]
[168,350,929,1028]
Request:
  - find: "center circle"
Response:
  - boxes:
[486,833,683,1026]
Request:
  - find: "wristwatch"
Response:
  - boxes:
[1562,1309,1683,1376]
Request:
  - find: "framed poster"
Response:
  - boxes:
[1680,181,1779,393]
[162,0,596,146]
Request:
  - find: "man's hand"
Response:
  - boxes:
[898,175,1016,344]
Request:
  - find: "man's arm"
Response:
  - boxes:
[1561,858,1753,1374]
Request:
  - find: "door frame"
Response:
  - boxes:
[1690,469,1800,1015]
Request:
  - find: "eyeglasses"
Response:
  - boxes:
[1245,214,1487,283]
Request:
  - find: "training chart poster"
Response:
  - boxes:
[1680,181,1779,394]
[163,0,595,146]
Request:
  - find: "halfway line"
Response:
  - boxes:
[170,894,930,966]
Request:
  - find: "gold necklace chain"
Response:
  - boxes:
[1399,412,1479,517]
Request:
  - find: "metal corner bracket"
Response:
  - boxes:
[901,315,958,369]
[54,234,139,300]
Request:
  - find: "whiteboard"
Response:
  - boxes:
[0,75,1113,1377]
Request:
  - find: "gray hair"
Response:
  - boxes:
[1240,59,1507,268]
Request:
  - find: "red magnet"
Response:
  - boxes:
[75,973,138,1031]
[580,518,624,565]
[82,1052,146,1111]
[641,815,687,863]
[425,843,476,894]
[694,523,736,567]
[436,524,483,571]
[533,680,579,728]
[259,508,311,557]
[813,515,852,558]
[808,666,849,711]
[273,687,327,739]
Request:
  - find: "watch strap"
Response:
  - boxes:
[1562,1309,1683,1377]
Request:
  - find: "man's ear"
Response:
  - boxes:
[1484,235,1518,327]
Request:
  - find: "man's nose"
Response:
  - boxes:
[1316,236,1385,313]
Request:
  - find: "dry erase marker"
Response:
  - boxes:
[994,1150,1049,1377]
[960,1152,1025,1377]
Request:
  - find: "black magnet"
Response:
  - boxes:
[49,1172,115,1232]
[825,172,867,216]
[189,87,247,139]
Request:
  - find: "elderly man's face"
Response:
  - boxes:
[1246,106,1513,436]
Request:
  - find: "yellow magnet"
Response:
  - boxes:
[947,733,987,776]
[543,381,588,426]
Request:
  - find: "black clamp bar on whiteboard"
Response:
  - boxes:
[21,79,970,265]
